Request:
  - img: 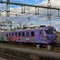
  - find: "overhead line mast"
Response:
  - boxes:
[47,0,51,26]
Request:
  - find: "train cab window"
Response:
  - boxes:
[26,32,30,36]
[31,31,34,36]
[22,32,25,36]
[15,32,17,36]
[18,32,21,36]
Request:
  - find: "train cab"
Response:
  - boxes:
[43,26,57,45]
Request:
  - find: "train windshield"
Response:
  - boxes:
[45,27,56,34]
[45,30,56,34]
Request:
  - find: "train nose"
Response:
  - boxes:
[47,35,57,40]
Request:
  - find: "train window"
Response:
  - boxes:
[12,32,14,36]
[22,32,25,36]
[15,32,17,36]
[40,30,43,34]
[6,34,8,36]
[18,32,21,36]
[40,31,41,34]
[31,31,34,36]
[26,32,30,36]
[9,33,11,36]
[45,30,54,34]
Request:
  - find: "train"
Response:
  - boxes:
[0,26,57,47]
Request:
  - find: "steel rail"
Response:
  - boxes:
[0,52,27,60]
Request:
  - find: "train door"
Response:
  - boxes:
[14,32,19,42]
[8,32,12,41]
[30,31,35,43]
[34,30,40,43]
[39,30,44,43]
[25,31,30,42]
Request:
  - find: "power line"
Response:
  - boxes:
[0,0,60,10]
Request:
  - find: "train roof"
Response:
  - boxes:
[7,26,51,32]
[0,26,56,33]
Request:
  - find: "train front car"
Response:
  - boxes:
[44,26,57,46]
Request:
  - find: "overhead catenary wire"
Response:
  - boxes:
[0,0,60,30]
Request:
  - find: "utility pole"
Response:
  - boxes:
[6,0,10,18]
[6,0,12,30]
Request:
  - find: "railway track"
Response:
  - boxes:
[0,49,31,60]
[0,43,60,60]
[0,42,60,52]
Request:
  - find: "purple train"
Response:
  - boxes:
[0,26,57,47]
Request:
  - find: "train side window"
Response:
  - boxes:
[9,33,11,36]
[40,31,41,34]
[6,34,8,36]
[40,30,43,34]
[15,32,17,36]
[26,32,30,36]
[31,31,34,36]
[12,32,14,36]
[19,32,21,36]
[22,32,25,36]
